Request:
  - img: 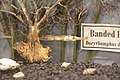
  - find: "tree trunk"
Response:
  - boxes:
[14,26,51,63]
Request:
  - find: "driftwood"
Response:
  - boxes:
[40,35,88,41]
[14,41,51,62]
[0,0,62,63]
[0,0,87,63]
[13,0,62,62]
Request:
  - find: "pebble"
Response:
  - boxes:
[1,61,120,80]
[0,58,20,71]
[61,62,71,67]
[83,68,97,75]
[13,71,25,78]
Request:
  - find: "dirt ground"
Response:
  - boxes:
[0,61,120,80]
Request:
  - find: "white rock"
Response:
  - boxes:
[61,62,71,67]
[13,72,25,78]
[83,68,96,75]
[0,58,20,71]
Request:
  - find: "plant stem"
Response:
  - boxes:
[60,23,67,62]
[85,1,102,62]
[10,16,14,59]
[73,0,81,63]
[60,8,67,62]
[73,26,79,63]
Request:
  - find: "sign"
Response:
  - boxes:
[81,23,120,52]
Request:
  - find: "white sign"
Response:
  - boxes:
[81,23,120,52]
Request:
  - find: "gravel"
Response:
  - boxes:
[0,61,120,80]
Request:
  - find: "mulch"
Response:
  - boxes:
[0,61,120,80]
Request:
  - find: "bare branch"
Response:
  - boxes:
[0,10,27,26]
[36,0,62,28]
[31,0,38,24]
[11,4,20,11]
[58,2,67,8]
[14,30,27,36]
[0,36,11,39]
[40,35,88,41]
[18,0,32,27]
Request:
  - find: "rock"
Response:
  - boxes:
[1,62,120,80]
[13,72,25,78]
[83,68,96,75]
[61,62,71,68]
[0,58,20,71]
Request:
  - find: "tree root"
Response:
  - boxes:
[14,41,51,63]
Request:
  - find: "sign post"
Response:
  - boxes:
[81,23,120,52]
